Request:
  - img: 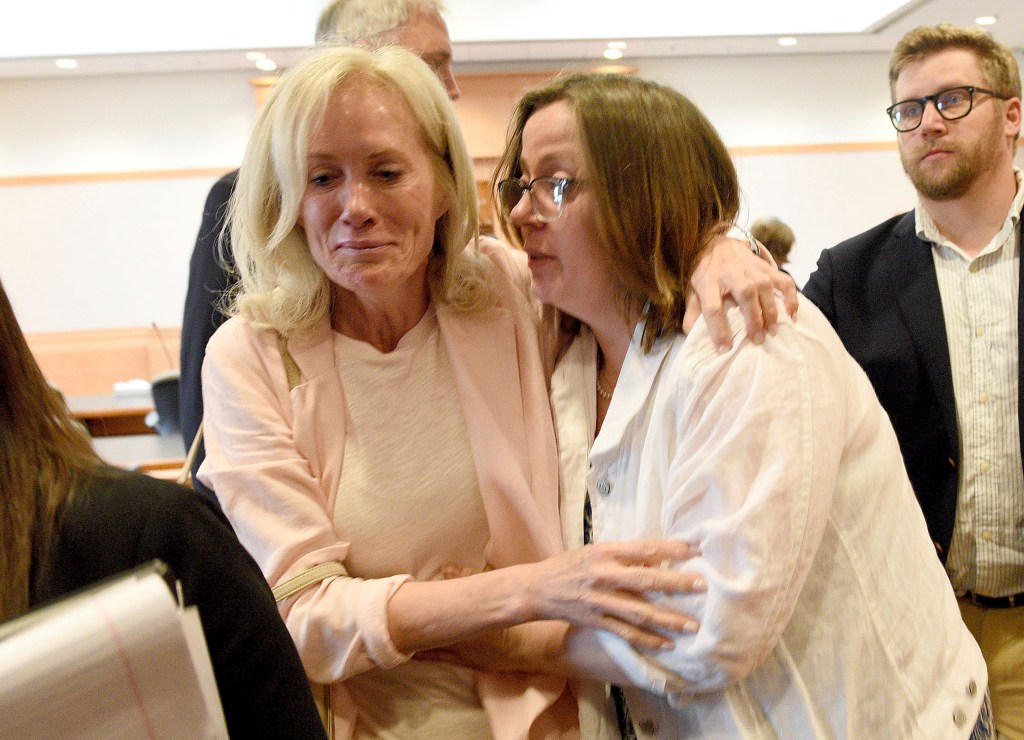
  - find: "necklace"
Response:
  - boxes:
[596,347,614,401]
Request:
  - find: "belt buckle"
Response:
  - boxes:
[964,590,1023,608]
[963,590,993,608]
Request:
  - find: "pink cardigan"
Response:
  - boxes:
[200,242,578,739]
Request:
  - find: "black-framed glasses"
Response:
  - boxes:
[497,177,578,223]
[886,85,1010,132]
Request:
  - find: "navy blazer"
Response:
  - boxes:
[179,170,238,501]
[803,208,1024,561]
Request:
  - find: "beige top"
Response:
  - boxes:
[200,238,575,739]
[332,306,492,739]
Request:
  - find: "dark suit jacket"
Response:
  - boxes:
[803,208,1024,561]
[32,467,326,739]
[179,170,238,500]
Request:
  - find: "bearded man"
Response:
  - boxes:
[803,23,1024,738]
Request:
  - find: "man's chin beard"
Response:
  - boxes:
[904,159,976,201]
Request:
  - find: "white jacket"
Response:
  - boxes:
[552,296,987,739]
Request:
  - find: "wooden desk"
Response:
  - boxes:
[93,433,187,480]
[67,392,154,437]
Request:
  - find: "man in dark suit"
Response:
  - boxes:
[179,169,237,499]
[803,23,1023,735]
[179,0,461,498]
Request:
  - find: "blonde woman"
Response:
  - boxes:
[200,46,704,739]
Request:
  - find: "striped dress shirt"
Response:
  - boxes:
[917,170,1024,598]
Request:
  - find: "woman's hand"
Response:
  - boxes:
[387,540,702,655]
[684,233,799,352]
[514,540,704,650]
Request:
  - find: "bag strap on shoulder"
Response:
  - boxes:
[271,562,348,603]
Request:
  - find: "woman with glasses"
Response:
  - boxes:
[432,72,992,738]
[199,45,708,739]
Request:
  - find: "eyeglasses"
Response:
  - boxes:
[886,85,1010,132]
[496,177,578,223]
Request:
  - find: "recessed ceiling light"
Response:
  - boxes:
[975,16,997,26]
[603,48,624,60]
[778,37,798,47]
[55,58,78,70]
[255,58,278,71]
[607,41,627,50]
[245,51,266,61]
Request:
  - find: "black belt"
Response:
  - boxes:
[962,590,1024,609]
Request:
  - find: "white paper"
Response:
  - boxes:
[0,567,228,739]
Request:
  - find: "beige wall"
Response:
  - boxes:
[1,50,1020,353]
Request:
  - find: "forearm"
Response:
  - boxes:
[390,540,702,655]
[386,564,532,653]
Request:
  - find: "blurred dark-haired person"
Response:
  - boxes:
[749,217,795,269]
[0,277,326,739]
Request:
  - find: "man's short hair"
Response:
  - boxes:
[888,23,1021,101]
[315,0,445,46]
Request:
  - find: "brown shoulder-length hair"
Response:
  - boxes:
[0,279,100,620]
[494,73,740,352]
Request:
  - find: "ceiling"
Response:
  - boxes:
[1,0,1021,80]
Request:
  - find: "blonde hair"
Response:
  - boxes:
[889,23,1021,101]
[228,45,487,335]
[495,73,739,352]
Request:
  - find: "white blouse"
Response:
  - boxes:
[552,296,987,739]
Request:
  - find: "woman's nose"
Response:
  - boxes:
[339,181,372,225]
[508,188,537,227]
